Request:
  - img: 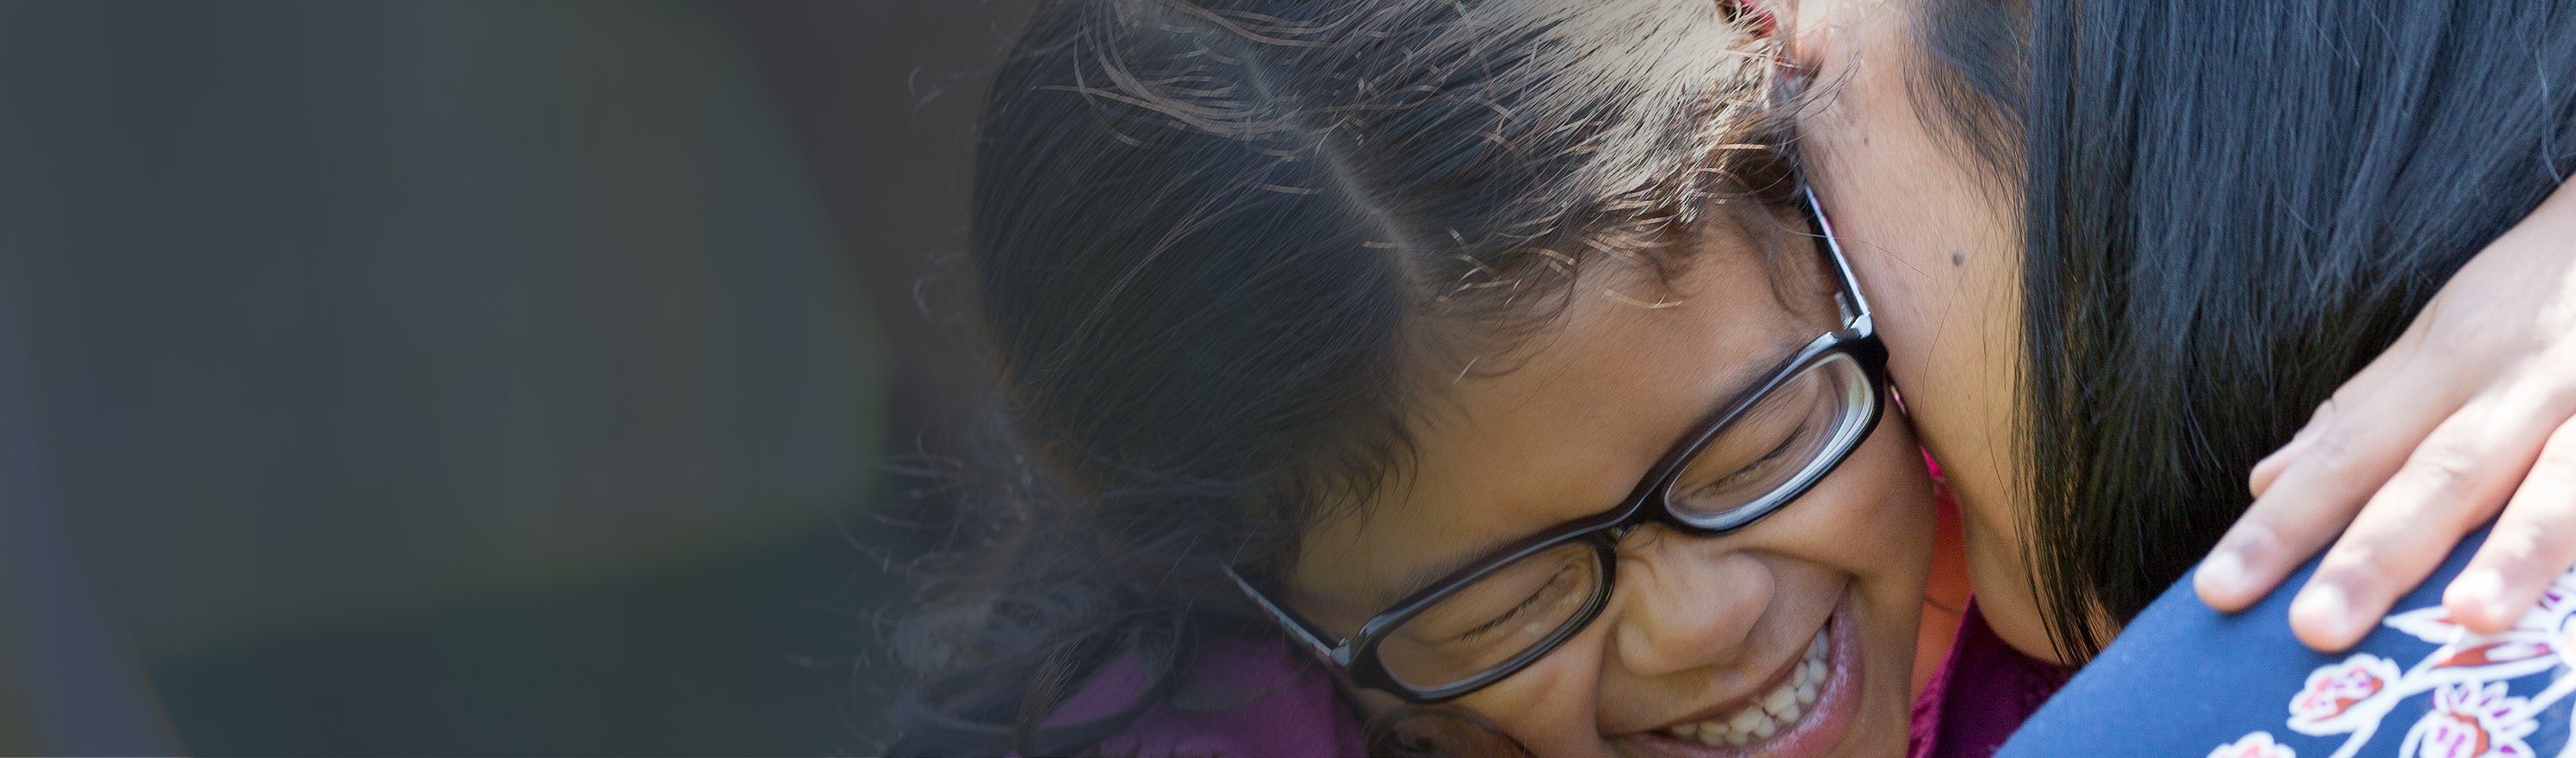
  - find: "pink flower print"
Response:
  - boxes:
[2391,567,2576,644]
[2415,711,2496,758]
[2432,640,2554,670]
[2208,731,2297,758]
[2403,681,2535,758]
[2292,654,2400,730]
[2384,603,2560,682]
[2418,632,2562,686]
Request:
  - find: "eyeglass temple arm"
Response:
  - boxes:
[1801,187,1875,333]
[1221,565,1353,667]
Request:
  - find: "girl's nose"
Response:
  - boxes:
[1608,528,1770,678]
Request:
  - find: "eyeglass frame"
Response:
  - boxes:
[1223,187,1888,703]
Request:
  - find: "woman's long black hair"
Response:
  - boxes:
[1917,0,2576,661]
[887,1,1789,754]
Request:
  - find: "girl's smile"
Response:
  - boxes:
[1286,201,1935,756]
[1630,594,1859,756]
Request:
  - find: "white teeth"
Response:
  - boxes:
[1664,627,1833,748]
[1728,707,1767,732]
[1762,686,1799,720]
[1725,708,1771,745]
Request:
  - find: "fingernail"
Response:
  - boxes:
[2198,550,2248,600]
[2453,568,2512,624]
[2292,584,2354,641]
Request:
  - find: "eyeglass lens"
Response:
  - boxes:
[1665,351,1877,530]
[1377,540,1606,689]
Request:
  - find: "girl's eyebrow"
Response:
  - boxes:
[1390,551,1491,608]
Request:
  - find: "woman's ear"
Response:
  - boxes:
[1767,0,1835,76]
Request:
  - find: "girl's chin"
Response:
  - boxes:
[1613,592,1896,758]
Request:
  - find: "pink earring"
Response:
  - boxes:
[1725,0,1779,37]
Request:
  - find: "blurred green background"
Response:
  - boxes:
[0,1,1014,754]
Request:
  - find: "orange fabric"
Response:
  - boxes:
[1914,457,1972,697]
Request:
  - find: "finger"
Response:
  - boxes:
[2288,375,2572,650]
[2250,403,2334,498]
[2197,366,2466,613]
[2248,434,2309,499]
[2249,324,2427,499]
[2445,401,2576,633]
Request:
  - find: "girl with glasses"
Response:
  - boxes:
[888,0,1945,754]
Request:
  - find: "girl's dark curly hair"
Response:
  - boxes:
[889,1,1792,754]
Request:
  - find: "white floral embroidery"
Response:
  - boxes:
[2401,682,2535,758]
[2293,654,2406,734]
[2234,566,2576,758]
[2213,731,2299,758]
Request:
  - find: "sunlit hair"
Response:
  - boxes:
[887,0,1792,754]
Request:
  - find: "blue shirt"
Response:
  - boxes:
[1997,526,2572,758]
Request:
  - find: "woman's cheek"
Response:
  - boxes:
[1792,0,2054,665]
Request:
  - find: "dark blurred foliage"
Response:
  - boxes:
[0,0,1019,754]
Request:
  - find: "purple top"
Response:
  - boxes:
[1046,602,2062,756]
[1046,637,1366,756]
[1910,598,2074,758]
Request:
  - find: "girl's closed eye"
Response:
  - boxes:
[1375,546,1604,686]
[1690,423,1808,499]
[1405,552,1592,644]
[1454,561,1588,642]
[1666,357,1875,520]
[1674,411,1811,509]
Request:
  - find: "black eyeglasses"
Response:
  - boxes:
[1224,188,1888,703]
